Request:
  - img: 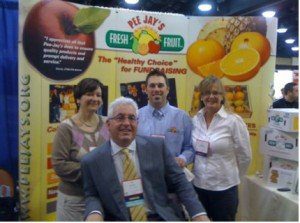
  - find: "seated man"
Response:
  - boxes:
[81,97,208,221]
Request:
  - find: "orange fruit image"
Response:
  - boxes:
[235,105,245,113]
[234,99,244,107]
[225,92,234,101]
[234,91,245,100]
[220,48,261,82]
[187,39,225,75]
[231,32,271,66]
[197,59,224,78]
[224,84,252,118]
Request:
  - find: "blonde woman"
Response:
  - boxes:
[192,76,251,221]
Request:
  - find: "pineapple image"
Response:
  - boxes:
[206,28,227,48]
[197,18,229,48]
[224,17,267,53]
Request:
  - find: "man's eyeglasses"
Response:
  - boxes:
[148,83,165,88]
[109,114,138,123]
[203,91,221,96]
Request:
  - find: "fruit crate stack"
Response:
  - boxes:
[260,108,298,194]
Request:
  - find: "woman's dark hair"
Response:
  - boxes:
[74,78,103,100]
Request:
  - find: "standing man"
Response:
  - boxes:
[272,82,298,108]
[137,69,194,167]
[81,97,208,221]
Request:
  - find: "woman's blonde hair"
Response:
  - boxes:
[198,75,230,111]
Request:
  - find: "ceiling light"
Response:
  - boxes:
[285,39,295,44]
[291,47,299,51]
[277,28,287,33]
[262,10,276,18]
[198,3,212,11]
[125,0,139,4]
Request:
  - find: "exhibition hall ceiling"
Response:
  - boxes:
[66,0,298,58]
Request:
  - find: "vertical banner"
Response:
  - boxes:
[186,17,278,174]
[19,0,278,220]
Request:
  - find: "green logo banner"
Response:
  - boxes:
[105,30,184,52]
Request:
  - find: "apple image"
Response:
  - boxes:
[148,40,161,54]
[22,0,95,81]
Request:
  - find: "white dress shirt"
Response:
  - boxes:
[192,106,252,191]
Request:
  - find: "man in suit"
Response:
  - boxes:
[81,97,209,221]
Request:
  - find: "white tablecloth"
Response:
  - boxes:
[239,175,298,221]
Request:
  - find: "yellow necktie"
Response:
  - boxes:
[122,148,147,221]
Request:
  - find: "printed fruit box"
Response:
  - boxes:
[268,108,299,132]
[267,157,298,190]
[260,127,298,161]
[268,167,298,190]
[224,85,252,118]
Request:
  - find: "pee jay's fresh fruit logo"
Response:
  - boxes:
[132,27,161,55]
[106,15,184,55]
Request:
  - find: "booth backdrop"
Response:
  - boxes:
[19,0,277,220]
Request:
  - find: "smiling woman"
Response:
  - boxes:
[51,78,109,221]
[191,75,252,221]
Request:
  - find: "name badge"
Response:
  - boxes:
[151,134,165,139]
[89,146,96,152]
[122,179,144,207]
[194,139,209,157]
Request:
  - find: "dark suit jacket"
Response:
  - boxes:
[81,135,205,221]
[272,98,298,108]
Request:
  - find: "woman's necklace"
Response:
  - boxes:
[78,115,97,127]
[79,119,93,127]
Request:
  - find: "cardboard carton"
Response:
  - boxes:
[268,167,298,190]
[260,127,298,161]
[268,108,298,132]
[267,157,298,190]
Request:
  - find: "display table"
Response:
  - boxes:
[239,175,298,221]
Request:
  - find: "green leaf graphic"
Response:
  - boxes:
[73,7,110,34]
